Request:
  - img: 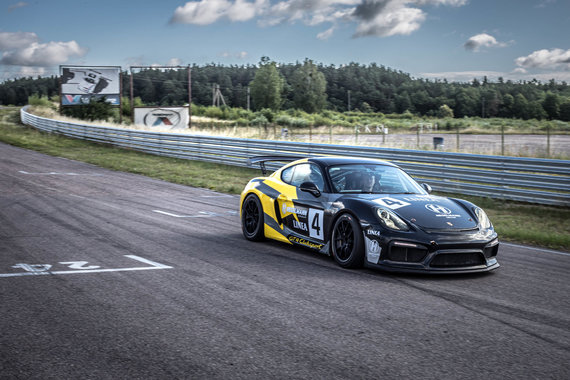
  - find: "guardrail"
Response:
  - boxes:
[21,107,570,206]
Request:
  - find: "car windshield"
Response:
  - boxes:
[327,164,426,194]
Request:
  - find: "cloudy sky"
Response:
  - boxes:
[1,0,569,82]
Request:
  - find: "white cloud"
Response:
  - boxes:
[220,51,249,59]
[0,31,39,50]
[8,2,28,12]
[1,40,87,66]
[0,31,87,70]
[167,58,183,66]
[535,0,556,9]
[170,0,267,24]
[353,2,425,37]
[170,0,467,39]
[317,26,335,40]
[419,69,570,83]
[464,33,507,52]
[515,48,570,70]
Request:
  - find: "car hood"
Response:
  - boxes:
[351,194,478,230]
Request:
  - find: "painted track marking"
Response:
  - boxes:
[0,255,172,278]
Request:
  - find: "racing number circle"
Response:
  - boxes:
[242,194,265,241]
[331,214,364,268]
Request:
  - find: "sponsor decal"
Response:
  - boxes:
[373,197,411,210]
[293,220,308,231]
[403,195,438,202]
[144,109,181,127]
[425,204,461,219]
[425,204,451,214]
[282,203,308,217]
[366,229,382,237]
[288,235,323,250]
[62,94,120,105]
[365,236,381,264]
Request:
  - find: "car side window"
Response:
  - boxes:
[284,163,324,190]
[281,166,294,184]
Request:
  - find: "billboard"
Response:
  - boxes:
[60,66,121,106]
[134,107,189,129]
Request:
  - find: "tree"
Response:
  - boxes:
[290,59,327,113]
[499,93,514,118]
[513,93,529,119]
[559,101,570,121]
[542,92,560,120]
[438,104,454,118]
[249,58,284,111]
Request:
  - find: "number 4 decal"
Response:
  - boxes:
[373,197,411,210]
[308,209,324,240]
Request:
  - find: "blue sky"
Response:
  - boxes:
[1,0,569,82]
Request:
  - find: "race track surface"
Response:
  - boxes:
[1,142,568,379]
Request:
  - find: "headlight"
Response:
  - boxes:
[473,207,491,229]
[376,208,409,231]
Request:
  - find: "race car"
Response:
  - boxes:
[240,156,499,273]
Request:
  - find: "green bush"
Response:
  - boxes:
[28,94,55,109]
[250,115,268,125]
[61,97,115,121]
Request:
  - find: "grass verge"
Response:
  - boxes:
[1,107,568,251]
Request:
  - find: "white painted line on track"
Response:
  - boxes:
[0,255,172,278]
[153,209,237,218]
[501,242,570,257]
[19,170,102,176]
[125,255,173,268]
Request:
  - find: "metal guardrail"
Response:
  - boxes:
[20,107,570,206]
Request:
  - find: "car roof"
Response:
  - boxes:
[307,156,399,168]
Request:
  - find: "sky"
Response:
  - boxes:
[1,0,569,83]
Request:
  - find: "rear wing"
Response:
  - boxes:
[247,155,305,175]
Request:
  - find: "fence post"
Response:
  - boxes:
[501,124,505,156]
[547,123,551,158]
[456,124,460,152]
[416,126,420,149]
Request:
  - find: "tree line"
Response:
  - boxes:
[2,58,570,121]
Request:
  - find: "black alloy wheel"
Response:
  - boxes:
[331,214,364,268]
[242,194,265,241]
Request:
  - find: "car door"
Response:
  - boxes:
[277,163,327,244]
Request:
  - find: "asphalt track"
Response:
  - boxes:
[1,142,569,379]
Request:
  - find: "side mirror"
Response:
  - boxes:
[300,181,321,197]
[421,183,432,194]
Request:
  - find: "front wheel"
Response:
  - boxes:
[241,194,265,241]
[331,214,364,268]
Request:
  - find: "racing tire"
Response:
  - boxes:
[331,213,364,268]
[241,194,265,241]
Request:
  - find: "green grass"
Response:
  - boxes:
[1,107,569,251]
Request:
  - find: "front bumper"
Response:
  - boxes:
[363,226,499,274]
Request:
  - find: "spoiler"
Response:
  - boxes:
[247,155,305,175]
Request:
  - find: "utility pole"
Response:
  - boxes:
[347,90,351,112]
[212,84,226,107]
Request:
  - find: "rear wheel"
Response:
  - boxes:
[331,214,364,268]
[241,194,265,241]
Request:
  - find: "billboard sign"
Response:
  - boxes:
[134,107,189,129]
[60,66,121,105]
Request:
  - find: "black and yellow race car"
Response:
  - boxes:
[240,156,499,273]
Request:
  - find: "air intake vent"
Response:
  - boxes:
[430,252,484,268]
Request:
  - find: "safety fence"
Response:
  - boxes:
[20,107,570,206]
